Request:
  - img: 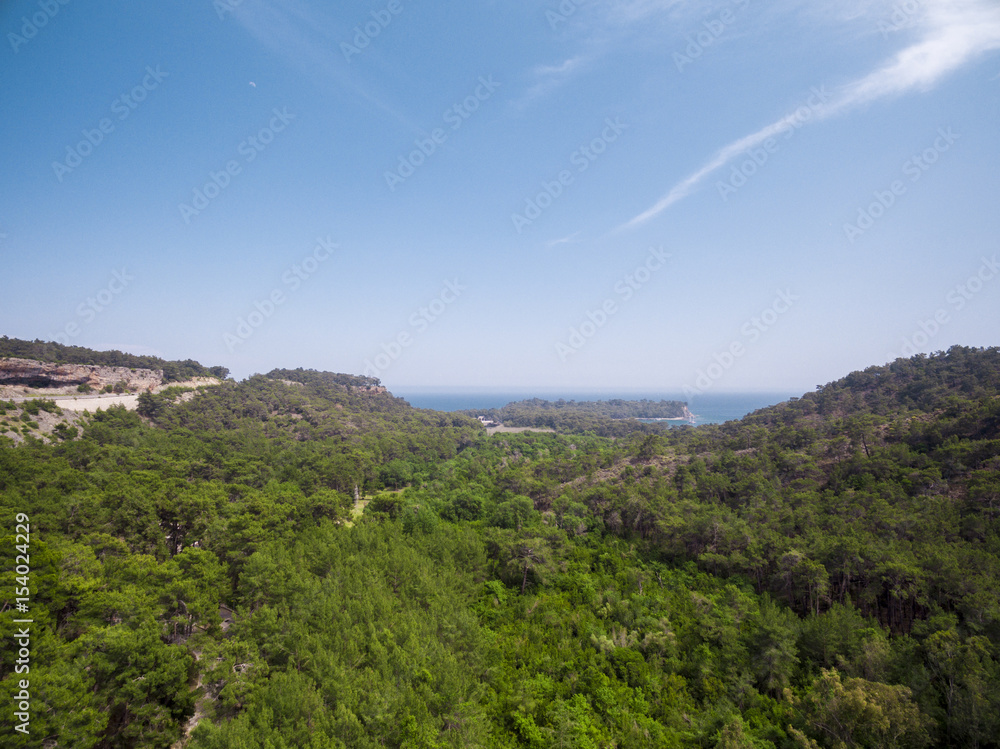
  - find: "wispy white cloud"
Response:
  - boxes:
[609,0,685,25]
[529,0,743,110]
[538,57,587,78]
[844,0,1000,102]
[618,115,808,230]
[547,231,583,248]
[617,0,1000,231]
[512,56,590,110]
[229,0,419,131]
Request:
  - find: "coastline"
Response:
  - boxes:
[399,391,794,426]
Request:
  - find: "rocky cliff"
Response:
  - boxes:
[0,357,163,391]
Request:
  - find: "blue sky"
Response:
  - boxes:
[1,0,999,394]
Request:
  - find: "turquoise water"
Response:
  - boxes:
[392,389,800,426]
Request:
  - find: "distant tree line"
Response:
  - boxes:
[265,367,380,390]
[464,398,689,436]
[0,336,229,382]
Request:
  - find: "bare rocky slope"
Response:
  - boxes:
[0,356,163,394]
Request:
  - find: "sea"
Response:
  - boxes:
[391,389,800,427]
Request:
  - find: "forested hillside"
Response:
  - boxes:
[1,346,998,748]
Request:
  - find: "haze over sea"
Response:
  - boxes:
[393,389,799,426]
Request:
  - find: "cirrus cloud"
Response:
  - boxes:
[617,0,1000,231]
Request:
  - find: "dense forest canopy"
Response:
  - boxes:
[264,367,381,390]
[1,345,998,748]
[0,337,229,382]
